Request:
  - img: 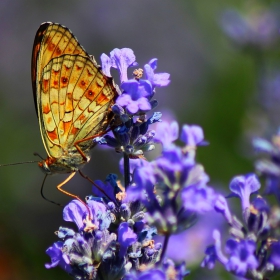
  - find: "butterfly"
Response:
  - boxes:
[31,22,118,200]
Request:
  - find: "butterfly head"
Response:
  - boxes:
[38,154,90,175]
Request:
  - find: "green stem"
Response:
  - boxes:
[123,153,130,189]
[159,234,170,264]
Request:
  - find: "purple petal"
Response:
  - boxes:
[45,241,63,269]
[152,73,171,87]
[225,239,258,276]
[181,125,204,146]
[116,94,132,107]
[181,185,216,213]
[100,53,112,77]
[138,269,166,280]
[212,230,228,265]
[229,174,260,210]
[269,241,280,268]
[149,58,158,70]
[110,48,137,82]
[63,200,88,230]
[137,80,153,99]
[118,222,137,258]
[154,121,179,147]
[214,195,233,224]
[119,158,149,175]
[126,101,140,114]
[121,80,139,97]
[137,97,152,111]
[144,59,170,88]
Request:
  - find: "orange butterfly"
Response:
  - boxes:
[31,22,118,201]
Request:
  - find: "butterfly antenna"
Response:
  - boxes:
[0,160,39,167]
[33,152,44,160]
[41,174,63,207]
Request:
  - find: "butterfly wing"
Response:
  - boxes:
[32,22,117,160]
[32,22,88,116]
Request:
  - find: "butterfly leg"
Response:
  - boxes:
[74,128,112,162]
[57,172,92,219]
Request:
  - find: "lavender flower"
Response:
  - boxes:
[202,173,280,279]
[253,130,280,203]
[45,43,280,280]
[96,48,169,159]
[45,195,161,279]
[220,7,280,50]
[126,124,217,236]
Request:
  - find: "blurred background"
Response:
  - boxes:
[1,0,280,279]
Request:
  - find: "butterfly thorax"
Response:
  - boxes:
[38,151,90,175]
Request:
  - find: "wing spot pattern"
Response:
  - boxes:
[56,47,62,55]
[47,129,59,142]
[97,93,109,106]
[61,77,68,84]
[43,103,51,114]
[43,79,49,93]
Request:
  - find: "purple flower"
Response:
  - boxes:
[63,200,89,230]
[124,269,166,280]
[118,222,137,258]
[144,58,170,88]
[180,125,205,147]
[201,230,228,269]
[101,48,137,81]
[154,145,195,186]
[229,174,260,210]
[269,241,280,269]
[214,195,233,224]
[116,80,153,114]
[119,157,149,176]
[253,131,280,203]
[220,8,279,49]
[181,184,216,213]
[126,163,155,203]
[156,211,223,264]
[45,241,72,272]
[117,94,151,114]
[63,199,110,233]
[91,174,120,203]
[100,53,112,77]
[225,239,258,276]
[201,245,218,269]
[154,121,179,147]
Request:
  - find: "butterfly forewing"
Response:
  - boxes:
[32,22,117,173]
[32,23,88,115]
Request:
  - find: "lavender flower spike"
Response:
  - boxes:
[229,174,260,211]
